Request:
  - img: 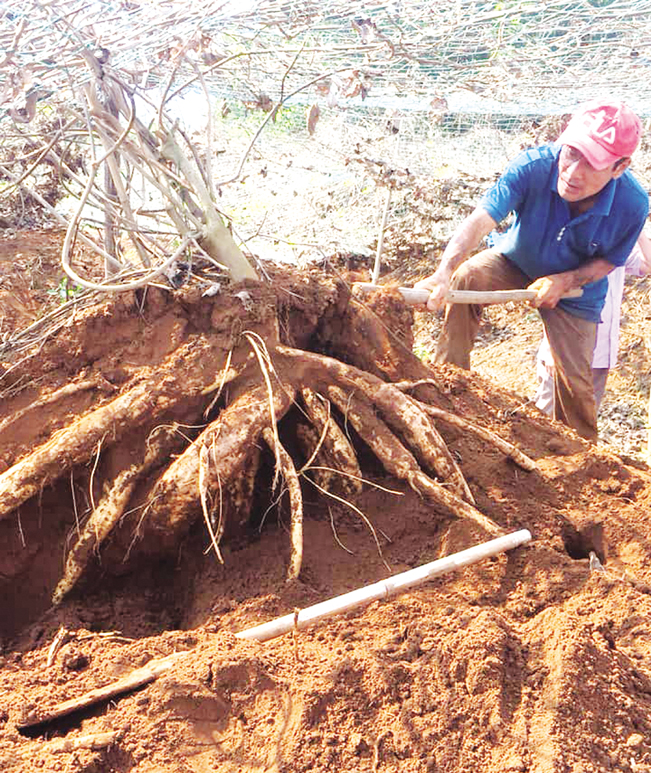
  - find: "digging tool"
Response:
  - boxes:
[353,282,583,306]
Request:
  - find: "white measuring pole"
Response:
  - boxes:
[236,529,531,643]
[371,187,392,286]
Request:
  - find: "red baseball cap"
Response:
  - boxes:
[557,100,643,170]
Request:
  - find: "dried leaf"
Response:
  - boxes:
[429,95,449,112]
[306,103,320,135]
[351,18,379,45]
[243,93,273,112]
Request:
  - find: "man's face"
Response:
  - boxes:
[557,145,630,205]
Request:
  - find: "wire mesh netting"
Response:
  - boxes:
[1,1,651,269]
[4,0,651,109]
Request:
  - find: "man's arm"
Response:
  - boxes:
[527,258,615,308]
[414,207,497,311]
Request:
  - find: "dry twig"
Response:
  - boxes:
[18,652,188,729]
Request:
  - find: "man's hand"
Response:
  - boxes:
[413,270,451,312]
[413,207,498,313]
[528,258,615,308]
[527,275,571,308]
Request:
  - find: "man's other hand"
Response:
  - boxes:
[413,272,450,312]
[527,275,570,308]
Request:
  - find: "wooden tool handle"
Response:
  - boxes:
[353,283,583,306]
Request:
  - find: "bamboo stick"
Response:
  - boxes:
[236,529,532,642]
[353,283,583,306]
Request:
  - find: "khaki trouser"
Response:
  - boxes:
[435,249,598,441]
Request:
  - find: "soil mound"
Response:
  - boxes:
[1,237,651,773]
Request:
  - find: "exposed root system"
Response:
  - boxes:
[0,268,543,607]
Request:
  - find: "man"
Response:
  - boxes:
[535,231,651,415]
[414,100,649,440]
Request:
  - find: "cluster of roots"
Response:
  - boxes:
[0,267,539,606]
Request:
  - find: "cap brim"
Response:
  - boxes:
[557,127,620,171]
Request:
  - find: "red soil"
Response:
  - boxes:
[1,231,651,773]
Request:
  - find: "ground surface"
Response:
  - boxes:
[2,229,651,773]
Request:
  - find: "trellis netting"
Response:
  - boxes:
[1,0,651,267]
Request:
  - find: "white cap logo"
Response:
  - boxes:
[584,109,617,145]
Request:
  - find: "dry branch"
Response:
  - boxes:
[18,651,188,729]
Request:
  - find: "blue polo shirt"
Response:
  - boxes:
[480,143,649,321]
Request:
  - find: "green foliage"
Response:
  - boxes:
[413,342,433,363]
[216,99,307,137]
[47,277,83,304]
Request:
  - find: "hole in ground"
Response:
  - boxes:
[562,522,606,563]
